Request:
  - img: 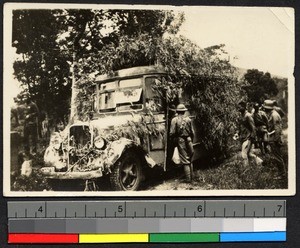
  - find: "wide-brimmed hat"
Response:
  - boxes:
[262,100,274,110]
[176,104,188,112]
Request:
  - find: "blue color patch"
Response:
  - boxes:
[220,232,286,242]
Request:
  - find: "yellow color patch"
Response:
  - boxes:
[79,234,149,243]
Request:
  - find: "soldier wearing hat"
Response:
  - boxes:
[170,104,194,182]
[263,100,286,178]
[238,101,263,167]
[253,103,269,155]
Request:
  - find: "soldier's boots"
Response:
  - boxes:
[184,164,193,183]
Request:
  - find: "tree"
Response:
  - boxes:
[76,33,241,159]
[242,69,278,103]
[12,9,183,123]
[13,9,71,121]
[13,8,241,159]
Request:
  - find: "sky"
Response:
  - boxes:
[179,7,294,78]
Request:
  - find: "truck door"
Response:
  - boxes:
[144,76,167,170]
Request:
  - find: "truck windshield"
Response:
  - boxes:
[98,78,143,113]
[117,78,143,112]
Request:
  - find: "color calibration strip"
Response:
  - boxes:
[9,218,286,233]
[8,200,286,243]
[8,232,286,243]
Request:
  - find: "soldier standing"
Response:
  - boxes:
[170,104,194,182]
[263,100,286,178]
[23,97,39,154]
[253,103,269,155]
[238,101,263,167]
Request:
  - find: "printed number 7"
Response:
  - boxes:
[277,205,282,212]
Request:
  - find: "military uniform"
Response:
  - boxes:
[268,109,285,176]
[239,110,262,166]
[253,109,269,154]
[169,104,195,182]
[170,115,194,165]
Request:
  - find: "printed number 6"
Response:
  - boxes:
[197,205,203,212]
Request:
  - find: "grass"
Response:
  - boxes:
[191,144,288,190]
[11,141,288,192]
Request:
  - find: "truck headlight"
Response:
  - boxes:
[94,136,106,149]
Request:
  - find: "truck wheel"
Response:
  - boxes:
[110,151,142,191]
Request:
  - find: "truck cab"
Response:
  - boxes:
[41,66,205,191]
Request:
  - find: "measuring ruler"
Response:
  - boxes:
[8,200,286,244]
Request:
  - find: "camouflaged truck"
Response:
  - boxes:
[41,66,205,191]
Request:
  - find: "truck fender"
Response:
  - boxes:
[106,138,157,169]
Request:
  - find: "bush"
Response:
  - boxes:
[194,152,288,190]
[11,169,52,191]
[11,152,52,192]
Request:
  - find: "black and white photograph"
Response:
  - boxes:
[3,4,295,196]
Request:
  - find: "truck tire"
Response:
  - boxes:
[110,150,142,191]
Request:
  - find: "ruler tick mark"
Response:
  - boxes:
[154,211,156,217]
[25,209,27,218]
[224,208,226,217]
[95,211,96,218]
[45,202,47,218]
[254,211,256,217]
[85,205,87,217]
[233,211,236,217]
[35,212,37,218]
[144,208,146,217]
[164,204,166,218]
[264,208,266,217]
[214,211,216,217]
[55,212,57,218]
[174,211,176,217]
[75,212,77,218]
[273,211,275,217]
[15,212,17,218]
[184,208,186,217]
[65,208,67,217]
[104,208,107,217]
[124,201,127,217]
[244,204,246,217]
[134,211,136,218]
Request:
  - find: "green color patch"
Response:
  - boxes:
[149,233,220,243]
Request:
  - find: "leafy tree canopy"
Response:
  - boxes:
[76,33,241,158]
[242,69,279,104]
[12,9,182,121]
[13,8,241,159]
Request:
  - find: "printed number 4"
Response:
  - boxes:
[38,206,43,213]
